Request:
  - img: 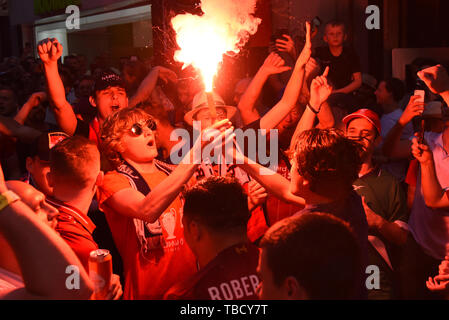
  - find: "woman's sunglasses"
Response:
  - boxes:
[130,119,157,136]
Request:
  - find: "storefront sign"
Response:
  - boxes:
[34,0,81,15]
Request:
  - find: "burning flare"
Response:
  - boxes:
[171,0,261,92]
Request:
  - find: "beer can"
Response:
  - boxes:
[88,249,112,300]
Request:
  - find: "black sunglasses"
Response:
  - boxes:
[130,119,157,136]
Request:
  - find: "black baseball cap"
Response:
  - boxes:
[28,132,69,161]
[93,71,126,93]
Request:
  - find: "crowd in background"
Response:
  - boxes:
[1,19,449,300]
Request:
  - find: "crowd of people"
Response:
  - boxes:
[1,19,449,300]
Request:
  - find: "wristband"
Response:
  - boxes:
[307,104,320,114]
[0,190,20,213]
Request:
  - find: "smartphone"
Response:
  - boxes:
[413,89,425,143]
[414,89,425,104]
[311,16,322,32]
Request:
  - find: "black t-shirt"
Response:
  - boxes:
[314,46,361,90]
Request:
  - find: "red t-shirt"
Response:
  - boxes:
[97,169,197,300]
[265,158,304,224]
[246,158,304,242]
[46,197,98,271]
[164,243,260,300]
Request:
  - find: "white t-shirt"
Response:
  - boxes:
[409,131,449,260]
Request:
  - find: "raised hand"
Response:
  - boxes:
[156,66,178,84]
[309,67,332,111]
[37,38,63,65]
[247,180,268,209]
[398,95,425,126]
[418,64,449,94]
[411,136,433,165]
[296,21,312,67]
[260,52,292,76]
[275,34,296,59]
[26,92,47,108]
[439,256,449,275]
[426,274,449,292]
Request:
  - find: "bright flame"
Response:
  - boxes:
[171,0,261,92]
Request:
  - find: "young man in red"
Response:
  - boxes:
[46,135,122,299]
[164,176,259,300]
[37,38,175,144]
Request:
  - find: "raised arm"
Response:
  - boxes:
[411,137,449,209]
[0,164,93,300]
[259,22,312,130]
[237,53,291,125]
[14,92,47,125]
[129,66,177,108]
[290,67,333,150]
[0,116,41,143]
[418,64,449,106]
[275,34,297,60]
[104,120,232,223]
[225,139,305,206]
[38,38,78,135]
[382,95,424,159]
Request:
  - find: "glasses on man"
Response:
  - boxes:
[130,119,157,136]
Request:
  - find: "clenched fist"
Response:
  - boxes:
[37,38,63,65]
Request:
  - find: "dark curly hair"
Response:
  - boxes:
[292,128,362,198]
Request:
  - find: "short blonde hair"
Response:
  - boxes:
[100,106,154,168]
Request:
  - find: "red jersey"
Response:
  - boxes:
[97,169,197,300]
[46,197,98,271]
[247,158,304,243]
[164,243,260,300]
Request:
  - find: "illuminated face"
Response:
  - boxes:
[345,118,377,160]
[194,107,227,129]
[6,181,59,228]
[91,86,128,120]
[256,249,287,300]
[120,119,158,164]
[26,157,53,196]
[324,25,346,47]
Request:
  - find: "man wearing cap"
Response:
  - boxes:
[343,109,409,299]
[37,39,173,145]
[24,132,68,196]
